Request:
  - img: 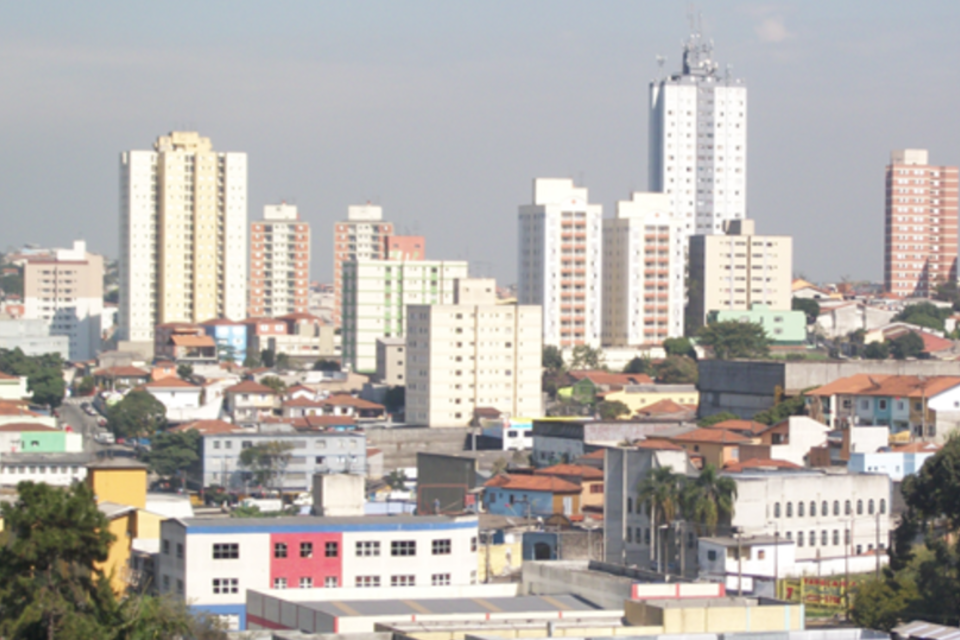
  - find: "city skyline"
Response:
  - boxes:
[3,3,960,285]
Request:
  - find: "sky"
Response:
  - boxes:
[1,1,959,285]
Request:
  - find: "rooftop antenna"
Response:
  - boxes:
[656,54,666,76]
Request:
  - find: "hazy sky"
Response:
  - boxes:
[2,2,959,284]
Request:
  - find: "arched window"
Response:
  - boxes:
[845,500,852,515]
[809,530,816,547]
[868,499,875,515]
[821,530,828,546]
[822,501,829,516]
[810,501,817,517]
[833,530,840,545]
[834,500,840,516]
[786,502,793,517]
[798,502,805,517]
[880,499,887,514]
[774,502,781,518]
[797,531,804,547]
[857,499,863,515]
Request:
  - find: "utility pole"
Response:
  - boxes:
[737,529,743,597]
[875,510,881,580]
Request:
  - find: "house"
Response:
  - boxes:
[849,442,940,482]
[139,378,202,412]
[533,463,604,509]
[318,394,385,420]
[705,419,767,436]
[169,419,247,436]
[602,384,699,417]
[632,399,696,421]
[224,380,278,425]
[151,361,178,381]
[483,474,581,519]
[0,401,56,429]
[0,422,82,454]
[92,366,151,391]
[667,427,753,469]
[155,323,218,365]
[201,318,248,363]
[0,371,27,401]
[559,370,654,403]
[736,416,831,467]
[792,278,840,300]
[273,312,336,362]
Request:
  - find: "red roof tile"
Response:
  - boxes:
[139,378,198,389]
[723,458,803,472]
[706,419,766,434]
[568,371,654,387]
[321,395,384,410]
[0,371,19,380]
[225,380,276,394]
[892,442,941,453]
[669,428,752,445]
[93,366,150,378]
[484,474,580,493]
[283,397,327,408]
[635,438,683,451]
[169,419,246,435]
[170,334,216,347]
[581,449,606,460]
[635,399,693,415]
[809,374,960,399]
[534,464,604,480]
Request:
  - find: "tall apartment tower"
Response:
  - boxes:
[518,178,602,349]
[22,240,104,361]
[602,193,685,346]
[405,278,543,427]
[119,131,247,344]
[649,29,747,239]
[332,205,393,328]
[884,149,959,297]
[249,204,310,317]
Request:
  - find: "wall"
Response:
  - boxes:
[416,452,478,514]
[312,474,364,516]
[522,561,633,610]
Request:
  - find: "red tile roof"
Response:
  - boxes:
[808,374,960,399]
[0,401,39,417]
[225,380,276,394]
[706,419,766,434]
[580,449,607,460]
[635,438,684,451]
[169,419,246,435]
[484,474,581,494]
[200,317,241,326]
[0,371,19,380]
[892,442,941,453]
[568,371,654,387]
[170,334,216,347]
[534,464,604,480]
[669,428,752,445]
[139,378,198,389]
[724,458,803,472]
[93,366,150,378]
[321,395,384,410]
[283,397,327,408]
[634,399,693,416]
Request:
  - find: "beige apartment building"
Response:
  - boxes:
[119,131,247,345]
[688,219,792,330]
[884,149,959,298]
[405,278,542,428]
[332,205,394,328]
[23,241,104,361]
[249,204,310,317]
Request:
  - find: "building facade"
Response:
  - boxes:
[157,514,479,630]
[688,219,792,331]
[649,28,747,240]
[602,192,684,346]
[341,259,468,373]
[22,240,104,361]
[405,278,542,427]
[249,204,310,318]
[332,205,394,328]
[119,131,247,343]
[518,178,602,349]
[884,149,959,297]
[385,235,425,260]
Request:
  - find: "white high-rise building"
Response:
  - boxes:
[405,278,543,427]
[602,193,685,346]
[518,178,602,349]
[119,132,247,344]
[649,29,747,239]
[332,204,394,328]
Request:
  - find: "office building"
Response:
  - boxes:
[884,149,959,297]
[332,205,394,327]
[649,28,747,239]
[341,259,468,373]
[249,204,310,318]
[119,131,247,344]
[22,240,104,360]
[602,193,684,346]
[688,219,792,331]
[518,178,602,349]
[405,278,542,427]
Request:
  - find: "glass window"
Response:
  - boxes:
[212,578,238,594]
[325,541,338,558]
[432,539,451,555]
[774,502,781,518]
[356,541,381,557]
[834,500,840,516]
[821,530,828,546]
[797,532,804,547]
[845,500,852,515]
[273,577,287,590]
[300,542,313,558]
[391,540,416,556]
[857,499,864,515]
[275,542,288,559]
[880,499,887,514]
[786,502,793,517]
[212,543,239,560]
[299,577,313,589]
[325,576,338,588]
[798,502,805,517]
[356,576,381,588]
[391,575,416,587]
[809,530,816,547]
[868,499,875,515]
[432,573,451,586]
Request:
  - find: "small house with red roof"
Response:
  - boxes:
[483,473,581,518]
[534,463,604,508]
[224,380,279,424]
[0,371,28,401]
[667,427,752,469]
[154,323,217,365]
[92,366,151,391]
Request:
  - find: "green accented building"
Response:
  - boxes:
[708,303,807,345]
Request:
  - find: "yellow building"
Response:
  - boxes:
[668,427,753,469]
[603,384,699,417]
[625,597,804,634]
[87,458,148,594]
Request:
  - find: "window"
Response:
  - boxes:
[274,542,288,558]
[834,500,840,516]
[798,502,805,517]
[809,530,816,547]
[356,541,380,556]
[213,578,239,594]
[273,578,287,590]
[325,541,339,557]
[177,579,184,595]
[833,530,840,546]
[162,540,170,555]
[857,499,864,515]
[391,575,416,587]
[774,502,781,518]
[162,575,170,591]
[471,537,478,552]
[391,540,416,556]
[880,499,887,514]
[786,502,793,517]
[758,550,766,560]
[432,539,451,555]
[356,576,380,588]
[845,529,851,545]
[301,542,313,558]
[845,500,852,515]
[325,576,338,588]
[176,543,183,559]
[879,400,888,410]
[432,573,451,586]
[810,501,817,517]
[797,532,804,547]
[300,577,313,589]
[707,550,717,561]
[213,543,239,560]
[821,530,828,546]
[868,499,875,515]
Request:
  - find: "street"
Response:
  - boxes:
[58,397,105,453]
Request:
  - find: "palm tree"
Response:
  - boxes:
[683,464,737,536]
[637,466,683,570]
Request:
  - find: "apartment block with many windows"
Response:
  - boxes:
[332,205,393,328]
[249,204,310,317]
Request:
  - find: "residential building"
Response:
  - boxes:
[518,178,602,349]
[194,430,365,490]
[649,27,747,239]
[483,474,581,518]
[92,366,151,391]
[341,259,468,373]
[0,452,92,487]
[273,313,336,363]
[385,235,425,260]
[884,149,959,297]
[119,131,247,344]
[405,278,542,427]
[0,402,57,430]
[154,323,218,365]
[0,318,69,357]
[0,422,83,454]
[139,378,202,414]
[602,192,685,346]
[22,240,104,361]
[737,416,831,467]
[602,384,699,417]
[249,204,310,318]
[223,380,278,425]
[532,419,690,467]
[332,204,394,328]
[534,463,605,509]
[157,514,479,629]
[375,337,406,385]
[709,304,807,345]
[667,427,752,469]
[688,219,793,331]
[0,372,27,401]
[201,318,248,363]
[849,442,940,482]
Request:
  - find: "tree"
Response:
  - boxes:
[893,301,951,332]
[568,345,604,371]
[75,375,95,396]
[259,375,287,395]
[176,363,193,380]
[0,348,66,408]
[243,352,261,368]
[239,441,294,490]
[275,352,292,371]
[313,359,340,372]
[890,332,925,360]
[260,349,276,369]
[637,467,682,568]
[850,575,920,632]
[864,341,890,360]
[792,297,820,325]
[752,393,806,425]
[698,411,739,427]
[698,321,770,360]
[597,400,630,420]
[654,355,698,384]
[384,386,405,412]
[623,356,653,375]
[542,345,565,374]
[27,368,66,408]
[385,469,408,490]
[146,430,200,491]
[662,337,695,358]
[681,464,737,535]
[106,390,166,440]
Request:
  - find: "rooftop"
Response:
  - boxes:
[669,427,752,445]
[176,514,476,531]
[534,463,604,480]
[808,374,960,399]
[169,419,246,435]
[225,380,276,394]
[484,473,581,493]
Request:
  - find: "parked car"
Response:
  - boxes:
[94,432,115,445]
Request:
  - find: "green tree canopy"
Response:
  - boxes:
[792,297,821,325]
[76,375,96,396]
[176,363,193,380]
[0,348,65,407]
[597,400,630,420]
[239,441,294,489]
[890,332,925,360]
[275,353,292,371]
[260,349,276,369]
[681,464,737,535]
[698,321,770,360]
[752,393,807,425]
[698,411,740,427]
[146,429,200,490]
[654,355,698,384]
[542,345,565,374]
[893,301,951,332]
[662,337,695,358]
[863,341,890,360]
[568,345,604,371]
[623,356,653,375]
[106,390,166,440]
[313,359,341,372]
[259,375,287,395]
[27,368,66,408]
[637,466,682,527]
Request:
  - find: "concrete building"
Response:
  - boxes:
[884,149,959,297]
[119,131,247,345]
[385,235,425,260]
[249,204,310,318]
[0,318,70,357]
[341,259,468,373]
[0,372,27,401]
[849,442,940,482]
[649,27,747,239]
[375,337,406,385]
[709,304,807,345]
[243,314,336,364]
[22,240,104,361]
[0,452,92,487]
[688,219,793,331]
[332,204,394,328]
[157,514,479,629]
[405,278,542,427]
[201,318,247,363]
[518,178,602,349]
[602,192,685,346]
